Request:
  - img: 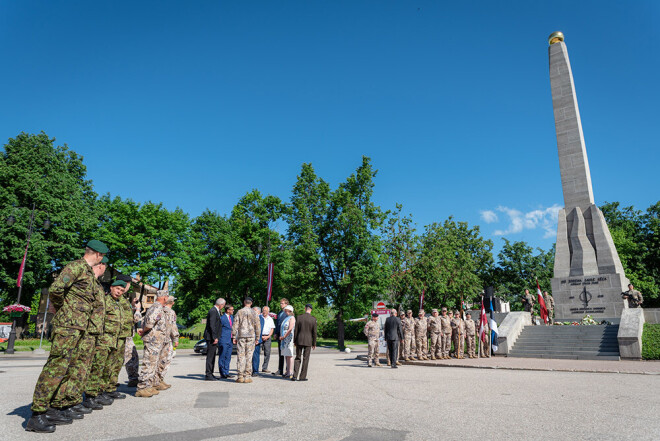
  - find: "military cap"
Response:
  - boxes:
[432,308,438,313]
[100,256,109,264]
[166,295,177,303]
[372,313,379,318]
[406,309,412,314]
[116,274,132,283]
[454,310,460,315]
[156,290,169,298]
[466,311,472,316]
[418,309,424,314]
[111,280,127,287]
[305,303,313,310]
[441,307,447,311]
[87,239,109,254]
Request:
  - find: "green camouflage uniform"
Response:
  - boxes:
[124,307,142,382]
[363,320,380,366]
[232,306,261,379]
[31,259,104,412]
[157,307,180,382]
[137,302,168,390]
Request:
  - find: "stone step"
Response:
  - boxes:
[513,343,619,349]
[506,352,620,361]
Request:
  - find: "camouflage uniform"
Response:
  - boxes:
[440,315,452,359]
[401,316,415,360]
[543,293,555,324]
[464,318,476,358]
[157,307,180,382]
[363,320,380,366]
[427,315,442,359]
[137,302,168,390]
[451,316,465,358]
[124,307,142,383]
[414,316,428,360]
[232,306,261,380]
[479,319,491,357]
[32,259,104,412]
[623,289,643,308]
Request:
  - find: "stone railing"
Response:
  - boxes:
[493,312,531,355]
[618,308,644,360]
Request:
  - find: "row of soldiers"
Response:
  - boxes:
[26,240,179,433]
[364,308,492,367]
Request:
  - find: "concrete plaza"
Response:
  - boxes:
[1,346,658,440]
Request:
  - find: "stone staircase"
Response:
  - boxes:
[507,324,620,360]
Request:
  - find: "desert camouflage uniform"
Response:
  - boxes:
[32,259,104,412]
[451,316,465,358]
[157,307,180,382]
[543,293,555,324]
[363,320,380,366]
[124,307,142,382]
[137,302,168,390]
[401,316,415,359]
[479,319,490,357]
[232,306,261,380]
[623,289,643,308]
[440,315,452,358]
[464,318,476,358]
[414,316,428,359]
[427,315,442,358]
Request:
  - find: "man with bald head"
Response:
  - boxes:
[203,298,225,381]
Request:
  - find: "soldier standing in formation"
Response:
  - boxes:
[439,308,452,360]
[427,309,442,360]
[451,310,465,359]
[157,296,180,389]
[402,310,416,361]
[414,310,428,360]
[232,297,261,383]
[135,290,169,398]
[26,240,109,433]
[543,291,555,324]
[464,312,476,358]
[363,313,381,367]
[479,317,491,358]
[622,284,644,308]
[522,289,536,324]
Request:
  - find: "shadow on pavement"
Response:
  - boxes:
[7,403,31,428]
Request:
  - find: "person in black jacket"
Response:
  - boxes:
[384,309,403,369]
[203,298,225,380]
[292,304,317,381]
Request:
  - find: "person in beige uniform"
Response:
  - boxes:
[363,313,381,367]
[543,291,555,325]
[451,310,465,359]
[464,312,476,358]
[401,310,416,361]
[427,309,442,360]
[479,316,490,358]
[414,310,428,360]
[439,308,452,359]
[232,297,261,383]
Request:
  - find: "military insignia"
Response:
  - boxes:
[62,276,71,283]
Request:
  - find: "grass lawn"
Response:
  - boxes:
[0,335,199,352]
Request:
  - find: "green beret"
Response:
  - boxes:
[101,256,109,264]
[87,239,109,254]
[111,280,127,287]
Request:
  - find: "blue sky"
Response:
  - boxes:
[1,1,658,255]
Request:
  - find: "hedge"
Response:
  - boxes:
[642,323,660,360]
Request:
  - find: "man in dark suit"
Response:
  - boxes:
[384,308,403,369]
[273,298,289,376]
[218,304,235,379]
[292,304,317,381]
[203,298,225,380]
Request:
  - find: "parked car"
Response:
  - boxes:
[193,339,238,355]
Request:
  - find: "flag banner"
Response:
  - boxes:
[478,299,488,343]
[489,297,499,352]
[420,288,425,310]
[16,244,29,288]
[266,262,274,302]
[537,279,549,324]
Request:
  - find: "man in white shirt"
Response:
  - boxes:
[260,306,276,373]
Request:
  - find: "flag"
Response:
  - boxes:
[478,298,488,343]
[489,297,499,352]
[266,262,274,302]
[16,244,29,288]
[419,288,425,310]
[537,279,549,324]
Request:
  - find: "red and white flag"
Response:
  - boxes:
[266,263,274,302]
[419,288,425,310]
[537,279,549,324]
[16,244,29,288]
[478,298,488,342]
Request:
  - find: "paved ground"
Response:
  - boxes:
[1,347,659,440]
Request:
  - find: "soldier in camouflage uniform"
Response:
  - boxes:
[427,309,442,360]
[401,310,416,361]
[26,240,108,434]
[522,289,536,324]
[622,284,644,308]
[464,312,476,358]
[363,313,381,367]
[135,290,170,397]
[479,315,491,358]
[124,295,142,387]
[543,291,555,325]
[439,308,452,359]
[232,297,261,383]
[451,310,465,359]
[414,310,428,360]
[156,296,180,389]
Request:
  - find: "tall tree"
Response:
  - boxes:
[382,205,420,309]
[0,132,97,310]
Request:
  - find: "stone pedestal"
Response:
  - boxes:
[551,272,628,319]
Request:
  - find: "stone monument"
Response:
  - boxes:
[548,31,629,319]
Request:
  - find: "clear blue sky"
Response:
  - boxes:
[1,1,658,255]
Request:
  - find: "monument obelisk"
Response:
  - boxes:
[548,31,628,319]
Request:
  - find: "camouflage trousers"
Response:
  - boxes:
[403,333,414,358]
[548,308,554,325]
[138,333,166,390]
[429,333,442,357]
[236,337,256,378]
[452,334,465,357]
[441,333,452,357]
[465,335,476,357]
[86,339,126,396]
[367,339,379,365]
[106,339,126,392]
[415,335,428,358]
[157,340,174,381]
[479,334,490,357]
[32,327,95,412]
[124,336,140,381]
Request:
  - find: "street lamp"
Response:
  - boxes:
[4,203,51,355]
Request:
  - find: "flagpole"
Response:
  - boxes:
[34,296,49,355]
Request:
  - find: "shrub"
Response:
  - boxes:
[642,323,660,360]
[319,320,367,341]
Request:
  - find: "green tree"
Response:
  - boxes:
[0,132,97,312]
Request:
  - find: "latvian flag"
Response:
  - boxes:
[419,288,425,310]
[537,279,549,324]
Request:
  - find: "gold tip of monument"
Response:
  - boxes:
[548,31,564,45]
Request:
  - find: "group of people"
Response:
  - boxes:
[26,239,179,434]
[204,297,318,383]
[522,289,556,324]
[365,307,492,368]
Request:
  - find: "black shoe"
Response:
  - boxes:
[106,391,126,399]
[100,392,115,404]
[299,378,308,381]
[220,374,235,379]
[45,408,73,425]
[60,407,84,420]
[90,394,112,406]
[391,366,398,369]
[205,376,219,381]
[127,379,139,387]
[251,373,259,377]
[82,397,103,410]
[26,414,56,433]
[273,370,282,376]
[71,404,92,414]
[290,376,297,381]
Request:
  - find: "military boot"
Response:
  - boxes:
[59,406,84,420]
[374,361,382,367]
[396,361,402,366]
[25,413,56,433]
[82,396,103,410]
[236,377,245,383]
[244,377,253,383]
[386,360,391,366]
[94,393,113,406]
[160,381,171,389]
[155,383,169,391]
[430,355,436,360]
[106,391,126,399]
[367,363,372,367]
[45,408,73,425]
[135,388,154,398]
[146,387,160,395]
[71,403,92,414]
